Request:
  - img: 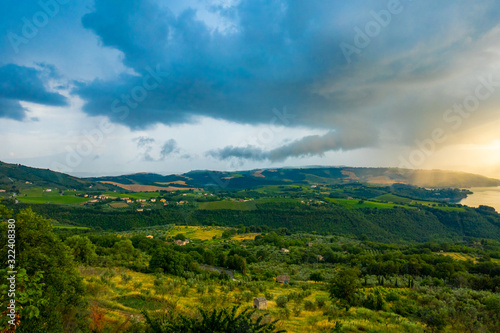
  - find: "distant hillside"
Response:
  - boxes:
[89,167,500,191]
[2,161,499,192]
[0,161,119,192]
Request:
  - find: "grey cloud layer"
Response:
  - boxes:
[3,0,500,163]
[73,1,500,151]
[208,127,378,162]
[0,64,68,119]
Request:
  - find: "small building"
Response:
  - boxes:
[317,255,324,261]
[0,189,6,193]
[276,275,290,284]
[308,242,314,247]
[146,235,154,239]
[174,239,189,246]
[45,189,52,192]
[137,208,143,212]
[150,198,156,202]
[281,248,290,253]
[253,297,267,310]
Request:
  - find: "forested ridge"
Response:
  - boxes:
[5,199,500,243]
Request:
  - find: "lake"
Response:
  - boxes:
[460,187,500,212]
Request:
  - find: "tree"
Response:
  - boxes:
[113,239,136,262]
[173,233,186,241]
[149,246,188,276]
[329,268,361,310]
[65,235,97,265]
[309,271,323,283]
[0,206,87,332]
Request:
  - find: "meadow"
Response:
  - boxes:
[17,187,91,205]
[79,266,427,333]
[197,200,257,210]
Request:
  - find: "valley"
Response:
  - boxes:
[1,162,500,332]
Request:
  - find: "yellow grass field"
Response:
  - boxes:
[169,226,225,240]
[168,226,261,241]
[79,267,422,332]
[436,252,478,263]
[155,180,188,185]
[232,233,260,241]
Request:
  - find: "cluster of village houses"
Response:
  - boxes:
[75,193,193,211]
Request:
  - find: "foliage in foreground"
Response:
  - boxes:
[143,306,285,333]
[0,204,87,332]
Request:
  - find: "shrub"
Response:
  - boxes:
[304,300,316,311]
[121,273,132,285]
[323,304,341,319]
[386,290,400,302]
[180,286,190,297]
[279,305,291,320]
[242,291,253,302]
[315,296,327,308]
[276,295,289,308]
[208,285,216,294]
[292,305,303,317]
[143,306,283,332]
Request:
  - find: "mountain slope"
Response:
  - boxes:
[89,167,500,190]
[0,161,119,191]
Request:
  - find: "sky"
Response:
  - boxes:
[1,0,500,178]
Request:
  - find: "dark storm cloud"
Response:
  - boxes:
[0,64,68,120]
[0,98,26,120]
[69,0,500,160]
[74,0,358,128]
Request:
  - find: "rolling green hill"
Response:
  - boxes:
[89,167,500,190]
[0,161,119,192]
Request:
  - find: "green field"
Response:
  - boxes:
[254,197,300,204]
[109,201,129,208]
[324,197,403,210]
[253,184,312,194]
[374,193,466,212]
[20,187,60,197]
[197,200,256,210]
[17,187,92,205]
[52,225,91,230]
[18,196,90,205]
[374,193,413,204]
